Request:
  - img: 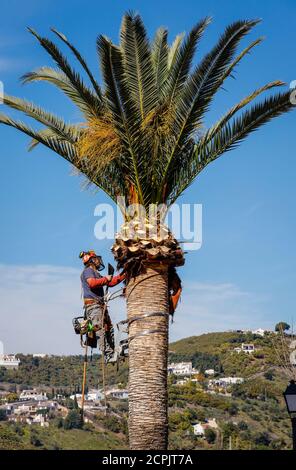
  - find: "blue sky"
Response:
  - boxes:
[0,0,295,354]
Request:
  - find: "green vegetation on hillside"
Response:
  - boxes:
[0,331,293,450]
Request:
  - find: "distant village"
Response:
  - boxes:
[0,327,280,438]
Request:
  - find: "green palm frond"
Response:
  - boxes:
[167,90,293,204]
[156,19,261,199]
[120,12,157,119]
[151,28,169,96]
[198,91,293,166]
[164,17,211,105]
[96,34,143,203]
[3,94,80,143]
[50,27,103,99]
[0,113,77,161]
[25,29,102,118]
[22,66,101,119]
[167,33,184,70]
[179,20,261,133]
[219,37,263,84]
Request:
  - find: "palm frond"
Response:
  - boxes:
[22,66,101,119]
[50,27,103,99]
[120,12,157,119]
[151,28,169,96]
[180,19,261,133]
[163,17,211,105]
[0,113,77,162]
[167,33,184,70]
[203,80,285,143]
[96,35,144,202]
[167,91,293,204]
[219,37,263,84]
[3,94,80,143]
[157,20,261,199]
[26,28,102,118]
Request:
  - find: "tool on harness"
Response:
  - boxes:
[72,316,98,349]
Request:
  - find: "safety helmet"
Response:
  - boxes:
[79,250,105,271]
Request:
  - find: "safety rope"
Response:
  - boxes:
[125,273,160,302]
[117,311,170,343]
[81,343,88,418]
[101,304,107,414]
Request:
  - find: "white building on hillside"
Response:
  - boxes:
[106,388,128,400]
[193,418,218,437]
[0,354,20,369]
[193,422,205,436]
[209,377,244,388]
[168,362,199,376]
[252,328,266,337]
[20,389,48,401]
[204,369,215,376]
[234,343,255,354]
[87,389,104,401]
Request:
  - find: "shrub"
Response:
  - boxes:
[204,428,216,444]
[63,409,83,430]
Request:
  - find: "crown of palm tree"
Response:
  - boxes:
[0,12,293,211]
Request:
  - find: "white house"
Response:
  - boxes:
[234,343,255,354]
[204,369,215,376]
[70,393,82,401]
[106,388,128,400]
[86,389,104,401]
[168,362,199,376]
[242,343,255,354]
[0,354,20,369]
[193,418,218,437]
[192,423,205,436]
[176,378,189,386]
[252,328,265,337]
[20,389,48,401]
[209,377,244,388]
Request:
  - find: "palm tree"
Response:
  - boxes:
[0,13,293,449]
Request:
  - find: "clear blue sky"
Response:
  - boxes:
[0,0,295,353]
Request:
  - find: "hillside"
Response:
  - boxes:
[169,330,281,378]
[0,330,294,450]
[0,423,126,450]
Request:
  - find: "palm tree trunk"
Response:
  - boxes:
[126,263,169,450]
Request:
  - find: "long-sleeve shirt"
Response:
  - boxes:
[80,266,125,300]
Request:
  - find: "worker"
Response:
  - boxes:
[79,250,125,362]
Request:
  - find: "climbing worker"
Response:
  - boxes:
[79,250,125,362]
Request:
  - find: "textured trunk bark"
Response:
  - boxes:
[126,263,169,450]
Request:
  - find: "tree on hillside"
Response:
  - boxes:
[0,13,293,449]
[275,322,290,333]
[205,428,216,444]
[64,409,83,430]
